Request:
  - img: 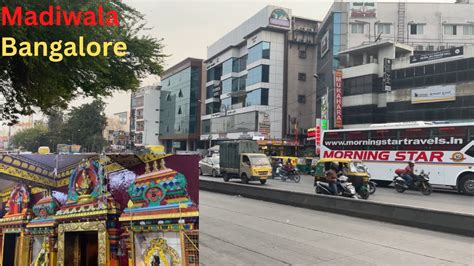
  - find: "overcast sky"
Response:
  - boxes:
[43,0,459,118]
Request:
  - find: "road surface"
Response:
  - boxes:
[200,175,474,215]
[200,191,474,265]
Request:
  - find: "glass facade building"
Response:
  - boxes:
[160,58,203,151]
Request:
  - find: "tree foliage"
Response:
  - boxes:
[10,123,49,152]
[62,100,108,152]
[10,100,108,153]
[0,0,166,124]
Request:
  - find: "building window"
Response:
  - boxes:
[205,102,220,115]
[377,23,391,34]
[178,90,183,98]
[168,79,170,86]
[239,55,247,72]
[231,93,246,109]
[416,45,424,51]
[427,45,434,51]
[232,58,240,73]
[206,85,214,99]
[166,94,171,101]
[247,65,270,85]
[247,42,271,65]
[410,24,424,35]
[238,75,247,91]
[464,25,474,35]
[298,95,306,104]
[221,97,232,110]
[178,107,182,115]
[351,23,365,34]
[246,88,269,107]
[207,67,222,81]
[231,78,239,92]
[222,58,233,75]
[298,73,306,81]
[222,78,232,94]
[299,50,307,59]
[444,25,457,35]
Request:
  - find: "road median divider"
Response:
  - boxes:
[200,179,474,237]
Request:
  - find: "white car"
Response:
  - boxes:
[199,156,220,177]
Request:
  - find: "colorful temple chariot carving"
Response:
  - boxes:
[120,159,199,266]
[0,152,199,265]
[0,183,33,266]
[27,190,61,266]
[55,159,121,266]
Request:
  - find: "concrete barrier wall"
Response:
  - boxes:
[200,180,474,237]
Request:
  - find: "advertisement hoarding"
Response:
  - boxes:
[320,31,329,57]
[350,2,377,18]
[411,85,456,104]
[409,47,463,64]
[258,112,271,137]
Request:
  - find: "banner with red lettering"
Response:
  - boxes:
[334,69,343,128]
[323,149,459,163]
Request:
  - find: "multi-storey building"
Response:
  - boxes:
[160,58,205,153]
[104,111,130,151]
[340,42,474,128]
[130,86,161,148]
[316,1,474,129]
[201,5,319,149]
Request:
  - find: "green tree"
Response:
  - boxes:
[47,109,64,131]
[62,100,108,152]
[10,123,48,152]
[0,1,166,124]
[44,109,65,153]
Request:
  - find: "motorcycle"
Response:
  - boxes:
[315,175,357,198]
[393,170,433,195]
[277,164,301,183]
[368,178,377,195]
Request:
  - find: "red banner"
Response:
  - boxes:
[315,124,321,145]
[334,69,343,128]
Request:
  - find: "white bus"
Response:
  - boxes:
[320,122,474,195]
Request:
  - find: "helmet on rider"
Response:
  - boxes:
[408,160,415,166]
[330,161,339,171]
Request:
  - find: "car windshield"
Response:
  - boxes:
[351,162,367,173]
[249,155,270,166]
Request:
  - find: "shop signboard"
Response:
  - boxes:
[258,112,271,137]
[350,2,377,18]
[269,8,290,28]
[321,95,328,120]
[334,69,343,128]
[411,85,456,104]
[320,31,329,57]
[410,47,463,64]
[383,58,392,92]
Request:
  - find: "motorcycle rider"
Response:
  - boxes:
[325,162,339,195]
[271,158,279,178]
[283,159,294,173]
[395,161,416,188]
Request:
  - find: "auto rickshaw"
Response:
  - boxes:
[296,157,316,174]
[313,158,371,199]
[271,156,298,166]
